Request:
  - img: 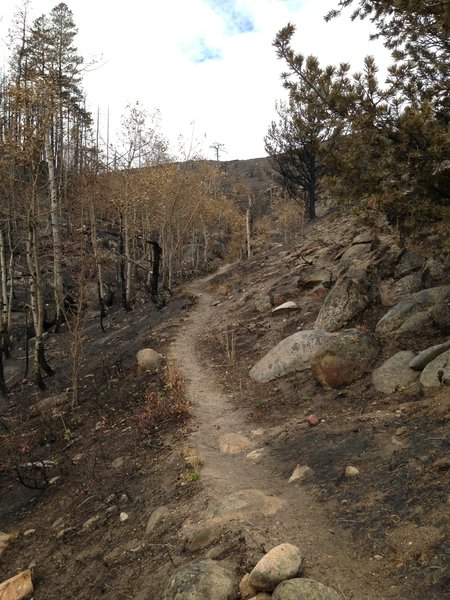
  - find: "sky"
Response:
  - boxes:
[0,0,392,161]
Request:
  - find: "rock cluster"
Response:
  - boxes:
[248,224,449,397]
[163,544,340,600]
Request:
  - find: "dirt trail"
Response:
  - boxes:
[169,269,399,600]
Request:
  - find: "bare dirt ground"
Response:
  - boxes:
[0,213,449,599]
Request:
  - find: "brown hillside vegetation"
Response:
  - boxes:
[0,206,449,599]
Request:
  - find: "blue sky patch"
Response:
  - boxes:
[206,0,256,35]
[188,37,223,63]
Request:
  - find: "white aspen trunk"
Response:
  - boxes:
[26,218,44,388]
[45,131,64,327]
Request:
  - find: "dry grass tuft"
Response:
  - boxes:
[138,364,190,427]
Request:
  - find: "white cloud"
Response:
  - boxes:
[0,0,391,160]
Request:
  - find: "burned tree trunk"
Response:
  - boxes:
[148,241,165,309]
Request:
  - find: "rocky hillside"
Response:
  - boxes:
[0,205,449,600]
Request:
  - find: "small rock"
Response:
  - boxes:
[373,554,384,560]
[23,529,36,537]
[82,515,100,529]
[72,453,84,464]
[136,348,164,372]
[119,512,129,522]
[345,466,360,478]
[145,506,170,534]
[420,349,450,396]
[164,559,237,600]
[51,517,65,530]
[255,296,272,313]
[409,340,450,371]
[119,493,129,504]
[288,465,313,483]
[249,543,303,591]
[246,448,265,462]
[372,351,419,394]
[271,301,298,313]
[307,415,319,426]
[112,457,124,469]
[272,578,340,600]
[395,427,407,436]
[218,432,251,455]
[240,573,257,600]
[49,476,60,485]
[56,527,75,539]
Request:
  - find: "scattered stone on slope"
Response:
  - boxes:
[430,287,450,333]
[271,301,298,313]
[0,569,33,600]
[0,531,15,558]
[29,393,66,417]
[311,329,379,388]
[272,578,340,600]
[409,340,450,371]
[314,276,369,332]
[372,351,419,394]
[352,231,374,245]
[239,574,258,599]
[394,251,424,279]
[419,349,450,396]
[163,560,237,600]
[338,242,372,264]
[145,506,171,535]
[288,465,313,483]
[248,543,303,591]
[379,272,422,307]
[218,433,251,455]
[345,466,360,478]
[375,286,448,335]
[246,448,266,462]
[255,296,272,313]
[249,330,332,383]
[422,256,450,288]
[297,266,332,291]
[136,348,164,372]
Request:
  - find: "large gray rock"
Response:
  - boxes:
[311,329,379,388]
[419,349,450,397]
[248,544,303,591]
[375,286,449,335]
[372,351,419,394]
[314,276,369,332]
[272,578,340,600]
[409,340,450,371]
[164,560,237,600]
[249,330,332,383]
[379,272,422,307]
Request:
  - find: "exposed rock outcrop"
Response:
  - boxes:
[314,276,369,332]
[249,330,332,383]
[375,286,448,335]
[372,351,419,394]
[311,329,379,388]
